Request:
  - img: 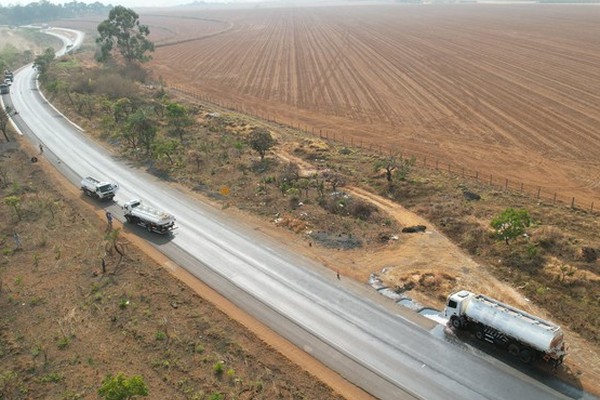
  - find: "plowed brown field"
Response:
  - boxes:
[134,4,600,206]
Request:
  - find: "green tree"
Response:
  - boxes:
[98,373,148,400]
[123,107,156,153]
[165,102,194,142]
[491,208,531,245]
[32,47,55,79]
[4,195,22,220]
[152,138,179,165]
[248,128,275,161]
[96,6,154,64]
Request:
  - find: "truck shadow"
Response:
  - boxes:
[441,326,587,399]
[82,197,176,245]
[120,223,177,245]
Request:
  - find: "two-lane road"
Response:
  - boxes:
[3,29,594,400]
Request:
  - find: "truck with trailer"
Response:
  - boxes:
[122,199,176,234]
[444,290,566,366]
[80,176,118,201]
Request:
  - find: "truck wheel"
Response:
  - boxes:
[519,349,533,364]
[125,215,132,223]
[147,225,153,233]
[508,343,520,357]
[475,328,485,341]
[450,317,462,329]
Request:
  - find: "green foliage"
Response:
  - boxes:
[166,102,194,141]
[248,128,275,161]
[118,299,129,309]
[155,331,167,341]
[4,195,22,220]
[490,208,531,244]
[40,372,63,383]
[98,373,149,400]
[209,393,224,400]
[123,107,157,153]
[32,48,56,79]
[57,336,70,350]
[213,361,224,375]
[96,6,154,64]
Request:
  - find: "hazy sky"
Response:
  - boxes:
[0,1,192,7]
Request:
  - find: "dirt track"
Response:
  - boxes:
[140,4,600,206]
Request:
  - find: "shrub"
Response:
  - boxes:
[213,361,224,375]
[98,373,148,400]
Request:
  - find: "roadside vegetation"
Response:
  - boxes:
[27,15,599,349]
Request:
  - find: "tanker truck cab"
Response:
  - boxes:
[444,290,471,328]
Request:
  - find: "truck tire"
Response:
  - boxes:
[508,343,520,357]
[450,316,462,329]
[475,328,485,341]
[519,349,533,364]
[125,215,132,223]
[147,224,153,233]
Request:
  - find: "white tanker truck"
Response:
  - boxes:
[123,199,176,234]
[80,176,118,201]
[444,290,566,366]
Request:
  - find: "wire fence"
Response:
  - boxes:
[170,83,598,215]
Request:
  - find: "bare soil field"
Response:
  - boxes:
[137,4,600,206]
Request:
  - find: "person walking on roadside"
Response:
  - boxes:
[105,211,113,229]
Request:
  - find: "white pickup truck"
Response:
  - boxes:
[123,199,176,234]
[80,176,118,201]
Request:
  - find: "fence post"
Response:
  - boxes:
[553,192,557,204]
[423,157,426,167]
[520,183,524,192]
[489,175,493,185]
[537,187,541,199]
[448,163,451,173]
[436,160,439,170]
[571,197,575,208]
[505,179,508,190]
[591,202,594,212]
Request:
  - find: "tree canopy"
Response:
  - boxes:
[248,128,275,161]
[96,6,154,64]
[32,47,55,80]
[490,207,531,244]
